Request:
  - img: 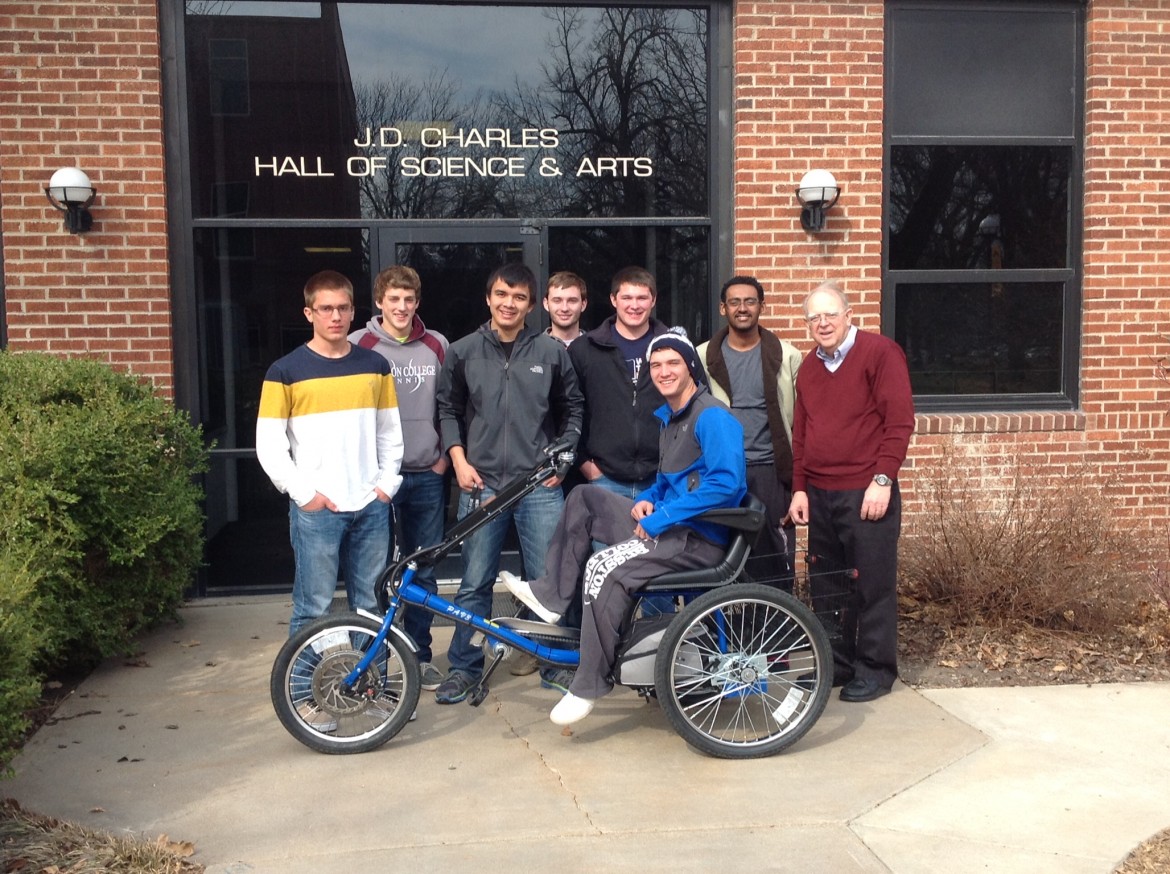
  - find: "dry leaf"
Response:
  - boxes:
[156,834,196,857]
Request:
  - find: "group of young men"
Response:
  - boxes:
[256,263,914,728]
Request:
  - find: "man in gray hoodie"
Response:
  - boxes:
[350,265,448,691]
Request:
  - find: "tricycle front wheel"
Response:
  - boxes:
[270,614,420,754]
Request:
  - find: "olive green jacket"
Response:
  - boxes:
[696,327,802,486]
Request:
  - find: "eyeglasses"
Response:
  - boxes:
[725,298,760,309]
[311,304,354,316]
[805,311,843,325]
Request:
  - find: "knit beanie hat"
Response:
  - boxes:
[646,327,702,382]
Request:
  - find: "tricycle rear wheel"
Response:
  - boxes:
[654,583,832,758]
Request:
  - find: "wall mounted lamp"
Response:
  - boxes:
[796,169,840,233]
[45,167,96,234]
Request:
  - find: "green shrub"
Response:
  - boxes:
[0,351,208,680]
[0,553,41,775]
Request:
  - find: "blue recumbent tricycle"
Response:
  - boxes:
[270,439,835,759]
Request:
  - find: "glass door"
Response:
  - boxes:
[376,226,544,340]
[375,226,544,590]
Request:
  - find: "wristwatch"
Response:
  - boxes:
[873,474,893,487]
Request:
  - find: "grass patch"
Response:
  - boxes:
[0,799,203,873]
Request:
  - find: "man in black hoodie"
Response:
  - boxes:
[569,266,670,498]
[568,266,673,616]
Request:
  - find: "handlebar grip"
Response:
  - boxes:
[554,450,576,480]
[543,436,576,458]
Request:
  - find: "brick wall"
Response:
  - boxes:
[0,1,173,393]
[1,0,1167,542]
[737,0,1170,543]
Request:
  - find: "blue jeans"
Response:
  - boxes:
[446,483,564,675]
[588,472,657,501]
[288,497,390,637]
[586,473,674,616]
[391,469,447,663]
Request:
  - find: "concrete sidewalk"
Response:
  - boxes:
[4,596,1168,873]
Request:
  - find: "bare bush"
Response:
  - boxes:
[900,441,1150,634]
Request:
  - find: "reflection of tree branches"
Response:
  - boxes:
[354,72,510,219]
[501,7,708,218]
[889,146,1069,270]
[185,0,234,13]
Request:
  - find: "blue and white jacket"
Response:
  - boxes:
[635,386,747,545]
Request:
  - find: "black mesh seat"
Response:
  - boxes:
[640,494,766,592]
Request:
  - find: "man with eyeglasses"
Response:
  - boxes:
[257,269,404,637]
[788,280,915,703]
[696,275,803,585]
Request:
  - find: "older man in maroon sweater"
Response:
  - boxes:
[789,281,915,703]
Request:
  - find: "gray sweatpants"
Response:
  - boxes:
[529,485,726,699]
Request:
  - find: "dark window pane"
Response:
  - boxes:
[204,455,293,592]
[186,3,709,220]
[193,227,370,446]
[889,146,1070,271]
[894,282,1063,395]
[888,6,1077,138]
[208,38,249,116]
[548,225,710,340]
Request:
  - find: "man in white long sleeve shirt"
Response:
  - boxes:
[256,269,404,636]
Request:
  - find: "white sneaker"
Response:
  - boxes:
[550,692,594,726]
[500,571,561,624]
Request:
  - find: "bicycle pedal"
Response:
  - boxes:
[468,684,490,707]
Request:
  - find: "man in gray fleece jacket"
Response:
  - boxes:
[434,262,583,704]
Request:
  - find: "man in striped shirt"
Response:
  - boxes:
[257,270,405,637]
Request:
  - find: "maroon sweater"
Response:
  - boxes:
[792,330,915,492]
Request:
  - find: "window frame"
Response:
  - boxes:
[882,0,1085,413]
[161,0,735,421]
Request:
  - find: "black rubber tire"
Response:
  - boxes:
[271,613,420,754]
[654,583,833,759]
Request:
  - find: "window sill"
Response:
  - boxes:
[915,410,1086,435]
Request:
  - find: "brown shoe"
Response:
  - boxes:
[510,653,540,676]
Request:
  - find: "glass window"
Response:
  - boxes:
[175,0,724,592]
[208,38,249,116]
[548,225,711,340]
[894,282,1063,395]
[193,226,370,446]
[885,2,1082,408]
[185,3,710,221]
[889,145,1070,271]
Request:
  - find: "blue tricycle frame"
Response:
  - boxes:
[270,440,836,759]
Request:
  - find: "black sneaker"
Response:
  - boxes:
[435,670,478,705]
[539,667,575,695]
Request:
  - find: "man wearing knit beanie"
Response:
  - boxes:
[646,328,704,383]
[502,330,747,727]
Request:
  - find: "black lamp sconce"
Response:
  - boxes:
[45,167,96,234]
[796,170,840,233]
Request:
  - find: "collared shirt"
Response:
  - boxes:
[816,324,858,373]
[544,326,582,348]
